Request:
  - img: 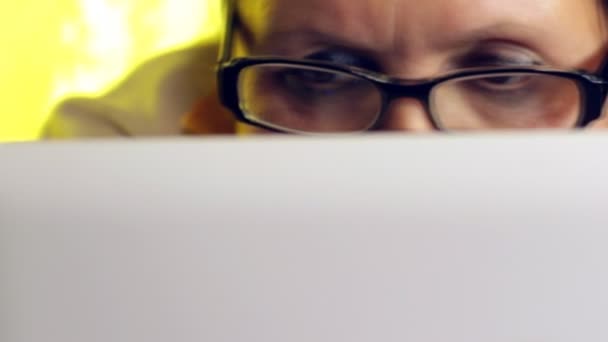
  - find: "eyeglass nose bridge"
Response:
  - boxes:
[374,80,440,130]
[382,80,435,101]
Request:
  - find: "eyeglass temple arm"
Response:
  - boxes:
[218,0,237,64]
[594,51,608,101]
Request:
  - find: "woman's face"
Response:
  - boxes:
[233,0,608,133]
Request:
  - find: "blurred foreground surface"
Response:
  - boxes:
[2,134,608,342]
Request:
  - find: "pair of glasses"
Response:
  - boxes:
[216,0,608,134]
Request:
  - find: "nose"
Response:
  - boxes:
[374,98,436,132]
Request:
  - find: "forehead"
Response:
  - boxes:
[240,0,599,21]
[239,0,602,45]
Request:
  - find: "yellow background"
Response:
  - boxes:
[0,0,220,141]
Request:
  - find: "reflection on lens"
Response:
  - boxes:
[430,73,582,130]
[238,64,383,133]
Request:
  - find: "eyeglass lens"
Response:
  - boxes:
[430,73,582,129]
[238,64,383,132]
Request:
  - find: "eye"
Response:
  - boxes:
[285,68,340,88]
[456,43,542,69]
[473,74,534,91]
[279,67,364,94]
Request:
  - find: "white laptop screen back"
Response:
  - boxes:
[2,135,608,342]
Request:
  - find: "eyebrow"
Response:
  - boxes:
[434,23,549,52]
[234,6,389,56]
[253,29,379,56]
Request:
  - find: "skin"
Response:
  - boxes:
[232,0,608,133]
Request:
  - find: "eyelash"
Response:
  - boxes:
[457,53,541,68]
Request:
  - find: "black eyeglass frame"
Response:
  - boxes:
[216,0,608,133]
